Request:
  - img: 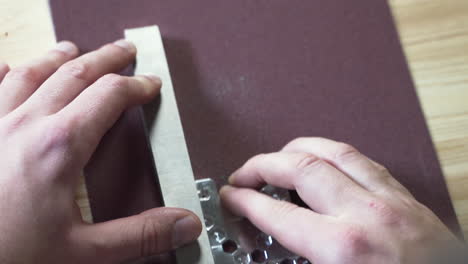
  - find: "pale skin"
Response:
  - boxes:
[0,41,464,263]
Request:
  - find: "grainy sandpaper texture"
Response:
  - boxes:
[49,1,462,258]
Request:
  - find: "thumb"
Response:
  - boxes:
[78,207,202,263]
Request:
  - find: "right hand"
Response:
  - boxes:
[221,137,464,264]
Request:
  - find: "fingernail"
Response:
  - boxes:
[227,171,238,184]
[227,176,234,184]
[114,39,137,53]
[172,215,200,248]
[142,74,162,85]
[219,185,232,196]
[55,41,78,55]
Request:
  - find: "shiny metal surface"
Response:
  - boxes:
[196,178,308,264]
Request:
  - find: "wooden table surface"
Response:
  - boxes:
[1,0,467,238]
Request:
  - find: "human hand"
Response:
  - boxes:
[0,40,201,264]
[221,137,464,264]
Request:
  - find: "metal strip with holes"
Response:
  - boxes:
[125,26,215,264]
[195,179,303,264]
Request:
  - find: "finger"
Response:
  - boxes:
[22,40,137,116]
[0,62,10,82]
[220,185,337,262]
[0,41,79,117]
[56,73,161,162]
[228,152,369,215]
[282,137,410,194]
[77,207,202,263]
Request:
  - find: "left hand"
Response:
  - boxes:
[0,40,201,264]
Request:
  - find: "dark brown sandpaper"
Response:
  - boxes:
[50,0,462,251]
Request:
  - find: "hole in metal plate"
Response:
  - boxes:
[210,227,227,243]
[251,249,268,263]
[256,233,274,248]
[223,239,238,254]
[233,250,252,264]
[196,178,299,264]
[280,258,297,264]
[198,187,211,201]
[296,257,311,264]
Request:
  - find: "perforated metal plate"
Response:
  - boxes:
[196,179,311,264]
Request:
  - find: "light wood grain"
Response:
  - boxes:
[0,0,93,222]
[0,0,467,237]
[389,0,468,237]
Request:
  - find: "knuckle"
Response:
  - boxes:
[274,201,299,217]
[284,137,313,150]
[336,226,370,258]
[40,117,75,153]
[105,42,135,55]
[48,49,69,60]
[288,137,308,146]
[334,143,360,163]
[371,160,390,175]
[367,199,403,225]
[251,153,268,163]
[59,61,90,81]
[0,114,29,136]
[6,66,40,83]
[98,74,129,101]
[377,165,391,178]
[104,43,126,53]
[140,217,163,257]
[295,153,324,172]
[268,202,301,229]
[99,74,128,91]
[246,153,269,170]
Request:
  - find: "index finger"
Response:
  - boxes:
[228,152,370,215]
[220,185,337,263]
[56,73,161,163]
